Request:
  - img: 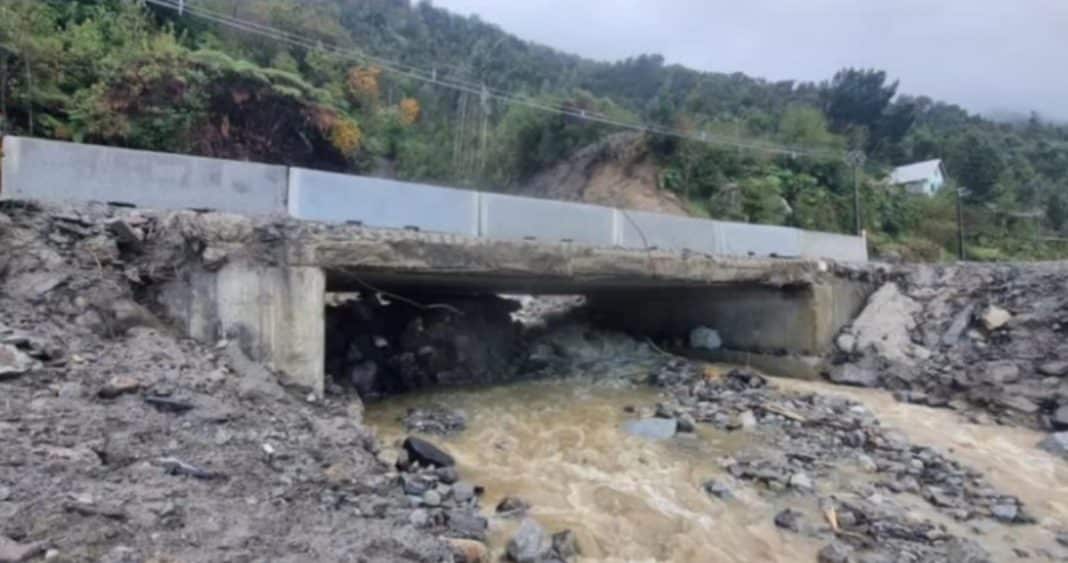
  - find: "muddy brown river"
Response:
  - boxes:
[367,373,1068,562]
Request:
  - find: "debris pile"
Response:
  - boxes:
[833,264,1068,439]
[654,365,1048,561]
[0,202,458,561]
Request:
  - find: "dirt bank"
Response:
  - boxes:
[518,132,691,216]
[0,202,462,562]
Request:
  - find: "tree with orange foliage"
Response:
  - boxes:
[346,66,381,105]
[399,97,421,126]
[329,117,362,156]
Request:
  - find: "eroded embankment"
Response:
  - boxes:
[830,264,1068,458]
[0,202,459,562]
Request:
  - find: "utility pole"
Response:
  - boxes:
[956,187,967,261]
[845,150,866,235]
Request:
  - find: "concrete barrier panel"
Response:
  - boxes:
[480,193,616,245]
[716,221,802,258]
[617,209,720,254]
[288,168,478,236]
[1,136,287,214]
[800,230,868,262]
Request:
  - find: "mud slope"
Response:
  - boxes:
[0,202,462,562]
[518,132,690,216]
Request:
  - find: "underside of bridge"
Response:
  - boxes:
[161,243,873,394]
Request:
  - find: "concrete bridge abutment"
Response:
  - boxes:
[161,262,327,394]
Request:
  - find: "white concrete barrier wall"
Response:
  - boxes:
[0,137,868,261]
[800,230,869,262]
[618,209,721,254]
[480,192,616,245]
[1,136,287,214]
[287,168,478,236]
[716,221,802,258]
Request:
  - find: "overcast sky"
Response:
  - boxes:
[433,0,1068,121]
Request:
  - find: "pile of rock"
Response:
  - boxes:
[831,264,1068,449]
[402,407,468,436]
[325,294,523,399]
[652,364,1042,561]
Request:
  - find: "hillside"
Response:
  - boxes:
[1,0,1068,259]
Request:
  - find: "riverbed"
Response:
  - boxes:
[366,372,1068,561]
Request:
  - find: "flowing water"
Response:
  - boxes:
[366,374,1068,562]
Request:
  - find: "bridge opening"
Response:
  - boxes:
[320,268,871,401]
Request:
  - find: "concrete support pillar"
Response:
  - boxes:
[162,263,325,394]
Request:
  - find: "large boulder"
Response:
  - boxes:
[843,283,926,364]
[506,519,552,563]
[828,363,879,387]
[403,436,455,468]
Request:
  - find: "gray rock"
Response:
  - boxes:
[738,410,757,430]
[980,305,1011,331]
[422,489,442,507]
[496,496,530,517]
[0,344,36,379]
[836,332,856,354]
[506,519,552,563]
[453,481,476,503]
[447,509,489,541]
[676,414,696,433]
[943,304,976,346]
[401,474,434,496]
[998,395,1039,414]
[408,508,430,528]
[991,503,1018,522]
[828,364,879,387]
[435,466,459,484]
[773,508,802,532]
[944,538,991,563]
[1052,406,1068,430]
[857,453,878,472]
[980,361,1020,384]
[403,436,455,467]
[623,418,677,440]
[1039,361,1068,377]
[818,541,853,563]
[1039,432,1068,459]
[689,327,722,351]
[551,529,580,560]
[403,407,468,436]
[789,472,814,491]
[702,479,732,499]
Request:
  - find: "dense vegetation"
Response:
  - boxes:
[2,0,1067,260]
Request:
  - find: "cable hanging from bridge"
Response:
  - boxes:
[140,0,845,160]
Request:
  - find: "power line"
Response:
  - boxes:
[142,0,843,159]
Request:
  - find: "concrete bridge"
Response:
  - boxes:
[1,137,874,393]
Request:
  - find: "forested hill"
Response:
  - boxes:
[2,0,1068,261]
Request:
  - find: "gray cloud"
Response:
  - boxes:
[433,0,1068,120]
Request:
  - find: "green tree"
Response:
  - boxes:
[824,68,897,133]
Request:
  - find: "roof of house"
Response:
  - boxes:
[890,159,943,185]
